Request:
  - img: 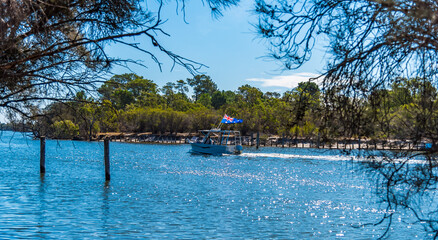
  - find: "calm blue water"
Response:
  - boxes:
[0,131,427,239]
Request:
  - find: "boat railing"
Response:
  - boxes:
[196,129,242,146]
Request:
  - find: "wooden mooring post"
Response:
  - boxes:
[317,133,320,149]
[282,133,285,148]
[256,132,260,150]
[40,136,46,174]
[104,138,110,181]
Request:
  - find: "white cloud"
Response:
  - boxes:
[247,72,322,89]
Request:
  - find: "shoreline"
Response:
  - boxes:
[91,132,431,151]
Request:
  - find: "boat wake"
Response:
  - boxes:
[239,153,353,161]
[238,152,427,164]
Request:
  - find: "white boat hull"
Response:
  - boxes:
[190,143,242,155]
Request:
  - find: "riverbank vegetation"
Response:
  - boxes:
[22,73,438,147]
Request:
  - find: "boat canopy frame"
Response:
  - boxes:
[198,129,242,146]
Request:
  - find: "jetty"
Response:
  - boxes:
[95,132,431,151]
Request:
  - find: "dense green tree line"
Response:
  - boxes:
[29,73,438,143]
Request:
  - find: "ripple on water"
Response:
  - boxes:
[0,131,428,239]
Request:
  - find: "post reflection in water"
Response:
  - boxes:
[37,173,46,239]
[101,181,110,238]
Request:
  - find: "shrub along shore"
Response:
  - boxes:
[23,73,438,151]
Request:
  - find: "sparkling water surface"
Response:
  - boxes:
[0,131,425,239]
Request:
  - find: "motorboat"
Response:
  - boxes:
[190,128,243,155]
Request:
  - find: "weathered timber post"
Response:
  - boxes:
[104,138,110,181]
[40,136,46,174]
[282,133,285,148]
[317,133,321,149]
[256,132,260,150]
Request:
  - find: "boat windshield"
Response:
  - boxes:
[199,130,241,146]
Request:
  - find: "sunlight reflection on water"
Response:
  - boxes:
[0,131,427,238]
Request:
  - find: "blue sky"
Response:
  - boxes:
[108,0,327,94]
[0,0,327,123]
